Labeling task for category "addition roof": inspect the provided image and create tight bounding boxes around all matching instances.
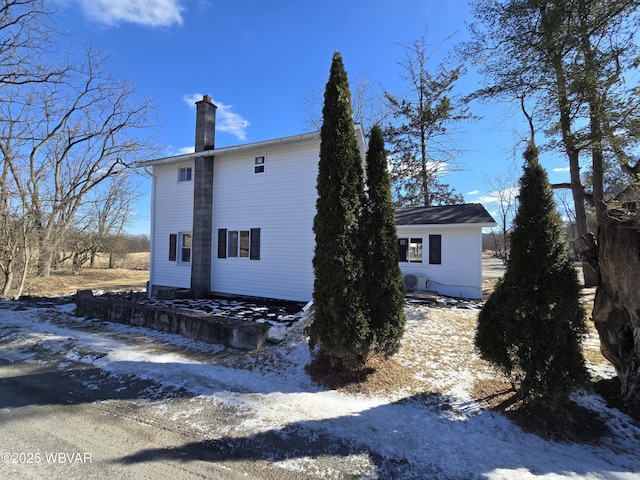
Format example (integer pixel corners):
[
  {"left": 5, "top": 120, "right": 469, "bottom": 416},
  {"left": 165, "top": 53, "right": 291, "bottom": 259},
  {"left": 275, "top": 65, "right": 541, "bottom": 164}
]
[{"left": 395, "top": 203, "right": 496, "bottom": 227}]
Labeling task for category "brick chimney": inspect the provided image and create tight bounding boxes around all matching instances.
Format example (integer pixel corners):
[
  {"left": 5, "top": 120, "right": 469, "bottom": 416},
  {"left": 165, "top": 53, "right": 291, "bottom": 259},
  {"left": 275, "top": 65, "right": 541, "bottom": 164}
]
[{"left": 195, "top": 95, "right": 217, "bottom": 152}]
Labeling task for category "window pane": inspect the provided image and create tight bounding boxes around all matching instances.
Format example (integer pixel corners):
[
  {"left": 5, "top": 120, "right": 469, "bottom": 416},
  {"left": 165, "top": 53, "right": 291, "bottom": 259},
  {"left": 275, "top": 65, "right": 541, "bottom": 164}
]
[
  {"left": 254, "top": 156, "right": 265, "bottom": 174},
  {"left": 239, "top": 231, "right": 250, "bottom": 257},
  {"left": 179, "top": 167, "right": 192, "bottom": 182},
  {"left": 228, "top": 231, "right": 239, "bottom": 257},
  {"left": 180, "top": 233, "right": 191, "bottom": 263},
  {"left": 409, "top": 238, "right": 423, "bottom": 263}
]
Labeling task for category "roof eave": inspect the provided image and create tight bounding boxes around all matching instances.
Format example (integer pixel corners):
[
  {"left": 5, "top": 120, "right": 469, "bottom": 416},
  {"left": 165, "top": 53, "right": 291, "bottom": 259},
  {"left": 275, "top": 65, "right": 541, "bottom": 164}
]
[
  {"left": 137, "top": 130, "right": 322, "bottom": 168},
  {"left": 396, "top": 222, "right": 497, "bottom": 228}
]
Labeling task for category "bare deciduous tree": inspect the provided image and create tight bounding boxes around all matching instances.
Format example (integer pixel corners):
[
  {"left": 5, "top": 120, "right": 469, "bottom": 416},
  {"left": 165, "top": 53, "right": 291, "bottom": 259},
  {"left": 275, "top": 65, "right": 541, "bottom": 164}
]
[
  {"left": 486, "top": 171, "right": 519, "bottom": 262},
  {"left": 301, "top": 73, "right": 387, "bottom": 134},
  {"left": 0, "top": 1, "right": 160, "bottom": 297}
]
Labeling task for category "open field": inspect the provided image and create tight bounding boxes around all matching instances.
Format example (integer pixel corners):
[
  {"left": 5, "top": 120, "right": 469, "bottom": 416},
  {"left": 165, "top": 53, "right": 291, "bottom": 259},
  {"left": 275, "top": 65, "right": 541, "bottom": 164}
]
[{"left": 22, "top": 252, "right": 150, "bottom": 297}]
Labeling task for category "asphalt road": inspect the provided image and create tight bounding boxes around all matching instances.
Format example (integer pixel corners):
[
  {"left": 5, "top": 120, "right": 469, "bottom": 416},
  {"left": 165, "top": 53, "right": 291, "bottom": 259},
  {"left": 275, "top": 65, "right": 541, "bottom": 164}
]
[{"left": 0, "top": 355, "right": 313, "bottom": 480}]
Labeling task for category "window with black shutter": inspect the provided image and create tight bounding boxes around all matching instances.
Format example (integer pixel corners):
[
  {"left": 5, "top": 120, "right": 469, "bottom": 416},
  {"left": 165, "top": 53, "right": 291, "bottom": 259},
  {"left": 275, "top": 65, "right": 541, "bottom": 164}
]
[{"left": 218, "top": 228, "right": 260, "bottom": 260}]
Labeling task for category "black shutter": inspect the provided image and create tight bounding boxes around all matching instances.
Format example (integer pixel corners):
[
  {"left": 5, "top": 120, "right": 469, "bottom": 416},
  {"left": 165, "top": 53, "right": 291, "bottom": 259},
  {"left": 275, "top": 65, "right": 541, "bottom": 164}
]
[
  {"left": 218, "top": 229, "right": 227, "bottom": 258},
  {"left": 429, "top": 234, "right": 442, "bottom": 265},
  {"left": 398, "top": 238, "right": 407, "bottom": 262},
  {"left": 169, "top": 234, "right": 177, "bottom": 261},
  {"left": 250, "top": 228, "right": 260, "bottom": 260}
]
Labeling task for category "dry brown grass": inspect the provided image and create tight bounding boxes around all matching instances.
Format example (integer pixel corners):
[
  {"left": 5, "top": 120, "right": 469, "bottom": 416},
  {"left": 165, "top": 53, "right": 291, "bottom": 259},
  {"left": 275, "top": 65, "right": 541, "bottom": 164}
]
[
  {"left": 22, "top": 252, "right": 149, "bottom": 297},
  {"left": 305, "top": 354, "right": 420, "bottom": 396}
]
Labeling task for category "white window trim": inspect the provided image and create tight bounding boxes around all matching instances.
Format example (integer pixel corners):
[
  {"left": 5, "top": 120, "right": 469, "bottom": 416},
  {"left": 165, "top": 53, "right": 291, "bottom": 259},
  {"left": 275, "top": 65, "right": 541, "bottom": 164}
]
[
  {"left": 227, "top": 229, "right": 251, "bottom": 258},
  {"left": 398, "top": 237, "right": 424, "bottom": 264},
  {"left": 178, "top": 232, "right": 192, "bottom": 264},
  {"left": 178, "top": 167, "right": 192, "bottom": 182},
  {"left": 254, "top": 155, "right": 266, "bottom": 174}
]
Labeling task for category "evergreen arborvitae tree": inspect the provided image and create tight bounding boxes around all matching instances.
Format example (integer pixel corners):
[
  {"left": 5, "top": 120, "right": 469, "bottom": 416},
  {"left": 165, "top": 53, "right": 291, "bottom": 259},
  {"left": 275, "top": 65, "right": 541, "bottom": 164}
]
[
  {"left": 309, "top": 51, "right": 369, "bottom": 368},
  {"left": 363, "top": 125, "right": 406, "bottom": 356},
  {"left": 475, "top": 142, "right": 588, "bottom": 401}
]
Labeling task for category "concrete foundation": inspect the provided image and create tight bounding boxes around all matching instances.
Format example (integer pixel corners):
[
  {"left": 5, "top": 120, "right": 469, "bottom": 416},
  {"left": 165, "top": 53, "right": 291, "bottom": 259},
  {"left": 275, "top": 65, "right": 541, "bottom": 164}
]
[{"left": 74, "top": 290, "right": 268, "bottom": 351}]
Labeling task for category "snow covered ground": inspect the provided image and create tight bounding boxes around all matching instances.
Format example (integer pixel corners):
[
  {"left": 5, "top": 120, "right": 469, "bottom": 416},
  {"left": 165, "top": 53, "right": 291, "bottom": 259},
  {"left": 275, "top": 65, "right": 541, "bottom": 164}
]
[{"left": 0, "top": 297, "right": 639, "bottom": 479}]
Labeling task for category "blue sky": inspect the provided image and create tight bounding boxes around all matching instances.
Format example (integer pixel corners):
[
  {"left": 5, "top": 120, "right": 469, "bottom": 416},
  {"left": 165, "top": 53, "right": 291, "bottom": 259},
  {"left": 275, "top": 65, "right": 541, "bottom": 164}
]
[{"left": 53, "top": 0, "right": 572, "bottom": 234}]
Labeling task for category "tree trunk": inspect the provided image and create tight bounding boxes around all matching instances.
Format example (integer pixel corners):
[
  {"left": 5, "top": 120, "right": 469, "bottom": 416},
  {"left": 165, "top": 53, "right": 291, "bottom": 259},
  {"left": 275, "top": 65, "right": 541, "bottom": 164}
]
[
  {"left": 1, "top": 259, "right": 13, "bottom": 298},
  {"left": 14, "top": 244, "right": 31, "bottom": 299},
  {"left": 592, "top": 217, "right": 640, "bottom": 413}
]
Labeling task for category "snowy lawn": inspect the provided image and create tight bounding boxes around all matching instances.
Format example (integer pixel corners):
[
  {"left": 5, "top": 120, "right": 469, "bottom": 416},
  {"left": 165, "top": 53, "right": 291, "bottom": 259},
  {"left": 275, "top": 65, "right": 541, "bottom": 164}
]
[{"left": 0, "top": 298, "right": 638, "bottom": 479}]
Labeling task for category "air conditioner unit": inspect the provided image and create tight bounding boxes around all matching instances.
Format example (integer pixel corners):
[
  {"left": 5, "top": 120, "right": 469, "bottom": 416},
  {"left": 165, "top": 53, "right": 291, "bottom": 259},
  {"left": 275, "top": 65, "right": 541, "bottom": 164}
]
[{"left": 403, "top": 273, "right": 427, "bottom": 291}]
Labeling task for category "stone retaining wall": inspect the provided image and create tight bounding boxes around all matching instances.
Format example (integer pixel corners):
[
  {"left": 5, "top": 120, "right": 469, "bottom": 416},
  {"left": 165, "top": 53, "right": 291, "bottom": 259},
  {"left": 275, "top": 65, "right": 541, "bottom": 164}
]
[{"left": 74, "top": 290, "right": 269, "bottom": 351}]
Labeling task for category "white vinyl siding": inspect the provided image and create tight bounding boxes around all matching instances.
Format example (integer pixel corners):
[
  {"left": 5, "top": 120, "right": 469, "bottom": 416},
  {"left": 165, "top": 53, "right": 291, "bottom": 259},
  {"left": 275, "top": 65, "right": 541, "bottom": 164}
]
[
  {"left": 150, "top": 161, "right": 194, "bottom": 289},
  {"left": 396, "top": 225, "right": 483, "bottom": 299},
  {"left": 211, "top": 140, "right": 318, "bottom": 301}
]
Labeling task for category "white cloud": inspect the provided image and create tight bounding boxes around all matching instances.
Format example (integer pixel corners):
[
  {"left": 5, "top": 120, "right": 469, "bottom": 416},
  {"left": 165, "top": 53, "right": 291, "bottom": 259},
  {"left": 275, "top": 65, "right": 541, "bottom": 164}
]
[
  {"left": 467, "top": 190, "right": 479, "bottom": 196},
  {"left": 175, "top": 146, "right": 194, "bottom": 155},
  {"left": 553, "top": 166, "right": 570, "bottom": 172},
  {"left": 478, "top": 195, "right": 499, "bottom": 204},
  {"left": 71, "top": 0, "right": 184, "bottom": 27},
  {"left": 477, "top": 187, "right": 519, "bottom": 205},
  {"left": 183, "top": 94, "right": 250, "bottom": 141}
]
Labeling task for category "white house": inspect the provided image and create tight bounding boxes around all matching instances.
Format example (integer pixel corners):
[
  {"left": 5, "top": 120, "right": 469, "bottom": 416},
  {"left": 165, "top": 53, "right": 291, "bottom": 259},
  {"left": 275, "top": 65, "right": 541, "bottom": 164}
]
[
  {"left": 140, "top": 95, "right": 495, "bottom": 302},
  {"left": 395, "top": 204, "right": 496, "bottom": 299}
]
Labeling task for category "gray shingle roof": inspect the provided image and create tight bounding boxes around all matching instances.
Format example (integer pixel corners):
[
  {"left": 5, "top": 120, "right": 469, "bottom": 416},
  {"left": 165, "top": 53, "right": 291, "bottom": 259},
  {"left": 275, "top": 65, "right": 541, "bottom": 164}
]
[{"left": 395, "top": 203, "right": 496, "bottom": 226}]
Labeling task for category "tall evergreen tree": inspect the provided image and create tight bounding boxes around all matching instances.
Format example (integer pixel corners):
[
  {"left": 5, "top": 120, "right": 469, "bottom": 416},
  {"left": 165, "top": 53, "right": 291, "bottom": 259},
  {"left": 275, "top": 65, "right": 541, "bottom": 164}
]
[
  {"left": 384, "top": 33, "right": 471, "bottom": 207},
  {"left": 309, "top": 52, "right": 369, "bottom": 368},
  {"left": 363, "top": 125, "right": 406, "bottom": 356},
  {"left": 475, "top": 142, "right": 588, "bottom": 400}
]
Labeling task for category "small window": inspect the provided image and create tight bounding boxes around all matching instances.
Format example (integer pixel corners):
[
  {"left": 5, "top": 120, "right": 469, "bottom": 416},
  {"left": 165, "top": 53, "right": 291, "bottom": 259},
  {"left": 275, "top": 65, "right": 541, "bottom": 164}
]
[
  {"left": 398, "top": 237, "right": 423, "bottom": 263},
  {"left": 229, "top": 230, "right": 250, "bottom": 257},
  {"left": 179, "top": 233, "right": 191, "bottom": 263},
  {"left": 179, "top": 167, "right": 192, "bottom": 182},
  {"left": 429, "top": 234, "right": 442, "bottom": 265},
  {"left": 219, "top": 228, "right": 260, "bottom": 260},
  {"left": 254, "top": 156, "right": 265, "bottom": 174}
]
